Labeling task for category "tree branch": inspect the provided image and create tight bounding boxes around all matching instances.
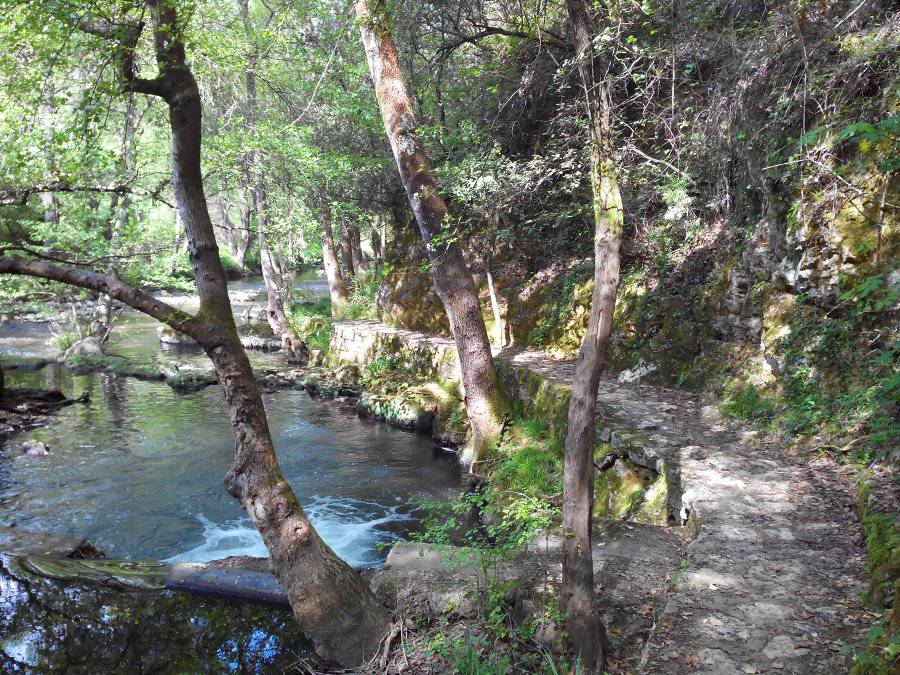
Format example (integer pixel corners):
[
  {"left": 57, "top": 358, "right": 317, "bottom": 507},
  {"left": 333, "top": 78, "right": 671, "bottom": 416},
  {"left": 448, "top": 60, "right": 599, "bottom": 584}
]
[
  {"left": 0, "top": 180, "right": 173, "bottom": 208},
  {"left": 0, "top": 256, "right": 214, "bottom": 346}
]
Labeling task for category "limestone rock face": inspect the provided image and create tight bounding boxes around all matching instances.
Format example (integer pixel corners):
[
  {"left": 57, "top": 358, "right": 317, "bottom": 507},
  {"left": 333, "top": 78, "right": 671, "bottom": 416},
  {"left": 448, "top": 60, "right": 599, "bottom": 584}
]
[{"left": 376, "top": 227, "right": 449, "bottom": 334}]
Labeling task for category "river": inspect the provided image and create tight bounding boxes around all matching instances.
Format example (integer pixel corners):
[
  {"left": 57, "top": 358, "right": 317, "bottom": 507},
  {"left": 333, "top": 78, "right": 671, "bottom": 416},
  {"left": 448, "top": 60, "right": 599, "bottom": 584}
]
[{"left": 0, "top": 276, "right": 462, "bottom": 567}]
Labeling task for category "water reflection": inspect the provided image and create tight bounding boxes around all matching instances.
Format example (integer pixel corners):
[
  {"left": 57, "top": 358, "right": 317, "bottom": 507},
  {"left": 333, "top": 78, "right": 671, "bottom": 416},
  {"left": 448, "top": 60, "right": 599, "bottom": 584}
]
[{"left": 0, "top": 554, "right": 308, "bottom": 672}]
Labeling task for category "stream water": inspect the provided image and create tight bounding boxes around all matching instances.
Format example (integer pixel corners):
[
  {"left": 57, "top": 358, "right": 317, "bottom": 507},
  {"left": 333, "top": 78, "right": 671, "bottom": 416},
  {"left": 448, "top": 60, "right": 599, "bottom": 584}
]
[
  {"left": 0, "top": 276, "right": 462, "bottom": 567},
  {"left": 0, "top": 275, "right": 463, "bottom": 670}
]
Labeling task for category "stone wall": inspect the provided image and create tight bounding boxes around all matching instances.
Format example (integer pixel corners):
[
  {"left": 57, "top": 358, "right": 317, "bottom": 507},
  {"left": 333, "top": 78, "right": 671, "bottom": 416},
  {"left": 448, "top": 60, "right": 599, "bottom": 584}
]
[
  {"left": 330, "top": 320, "right": 680, "bottom": 526},
  {"left": 330, "top": 320, "right": 460, "bottom": 384}
]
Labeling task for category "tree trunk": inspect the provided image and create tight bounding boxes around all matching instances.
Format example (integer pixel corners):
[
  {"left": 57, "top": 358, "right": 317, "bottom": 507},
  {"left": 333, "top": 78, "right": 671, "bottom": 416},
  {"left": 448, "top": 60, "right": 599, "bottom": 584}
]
[
  {"left": 239, "top": 188, "right": 253, "bottom": 268},
  {"left": 169, "top": 210, "right": 186, "bottom": 274},
  {"left": 93, "top": 91, "right": 136, "bottom": 341},
  {"left": 319, "top": 199, "right": 349, "bottom": 313},
  {"left": 256, "top": 186, "right": 307, "bottom": 363},
  {"left": 356, "top": 0, "right": 505, "bottom": 464},
  {"left": 484, "top": 250, "right": 504, "bottom": 349},
  {"left": 41, "top": 85, "right": 60, "bottom": 227},
  {"left": 350, "top": 223, "right": 367, "bottom": 276},
  {"left": 339, "top": 220, "right": 356, "bottom": 282},
  {"left": 52, "top": 2, "right": 390, "bottom": 665},
  {"left": 560, "top": 0, "right": 624, "bottom": 671},
  {"left": 216, "top": 193, "right": 244, "bottom": 265},
  {"left": 241, "top": 0, "right": 305, "bottom": 363}
]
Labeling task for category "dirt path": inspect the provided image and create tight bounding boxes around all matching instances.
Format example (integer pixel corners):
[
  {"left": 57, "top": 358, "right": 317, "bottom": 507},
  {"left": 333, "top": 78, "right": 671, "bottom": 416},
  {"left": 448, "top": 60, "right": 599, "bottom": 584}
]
[
  {"left": 505, "top": 343, "right": 870, "bottom": 673},
  {"left": 338, "top": 321, "right": 871, "bottom": 673}
]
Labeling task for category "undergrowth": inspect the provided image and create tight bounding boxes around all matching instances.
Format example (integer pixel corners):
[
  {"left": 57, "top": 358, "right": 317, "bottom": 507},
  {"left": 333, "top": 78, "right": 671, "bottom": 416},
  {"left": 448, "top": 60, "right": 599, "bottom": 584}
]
[
  {"left": 404, "top": 414, "right": 569, "bottom": 673},
  {"left": 720, "top": 269, "right": 899, "bottom": 466}
]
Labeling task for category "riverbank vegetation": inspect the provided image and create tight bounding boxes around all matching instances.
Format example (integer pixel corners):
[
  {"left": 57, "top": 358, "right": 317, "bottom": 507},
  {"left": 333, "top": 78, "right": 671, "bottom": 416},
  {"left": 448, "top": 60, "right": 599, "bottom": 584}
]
[{"left": 0, "top": 0, "right": 897, "bottom": 671}]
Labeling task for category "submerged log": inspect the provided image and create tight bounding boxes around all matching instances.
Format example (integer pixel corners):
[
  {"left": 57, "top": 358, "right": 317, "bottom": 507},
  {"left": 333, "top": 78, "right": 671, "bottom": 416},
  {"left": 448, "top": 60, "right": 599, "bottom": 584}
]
[{"left": 15, "top": 553, "right": 290, "bottom": 605}]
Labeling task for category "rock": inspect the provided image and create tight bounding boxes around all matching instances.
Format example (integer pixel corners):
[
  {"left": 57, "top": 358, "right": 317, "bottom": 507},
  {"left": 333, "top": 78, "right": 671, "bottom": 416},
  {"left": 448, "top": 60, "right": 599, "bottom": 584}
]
[
  {"left": 533, "top": 621, "right": 563, "bottom": 653},
  {"left": 700, "top": 404, "right": 723, "bottom": 424},
  {"left": 19, "top": 439, "right": 49, "bottom": 457},
  {"left": 157, "top": 325, "right": 196, "bottom": 347},
  {"left": 762, "top": 635, "right": 808, "bottom": 660},
  {"left": 617, "top": 360, "right": 658, "bottom": 384},
  {"left": 240, "top": 335, "right": 281, "bottom": 352},
  {"left": 239, "top": 305, "right": 267, "bottom": 326},
  {"left": 63, "top": 337, "right": 104, "bottom": 358},
  {"left": 0, "top": 526, "right": 103, "bottom": 558},
  {"left": 357, "top": 390, "right": 435, "bottom": 431},
  {"left": 158, "top": 360, "right": 218, "bottom": 390},
  {"left": 242, "top": 321, "right": 275, "bottom": 339}
]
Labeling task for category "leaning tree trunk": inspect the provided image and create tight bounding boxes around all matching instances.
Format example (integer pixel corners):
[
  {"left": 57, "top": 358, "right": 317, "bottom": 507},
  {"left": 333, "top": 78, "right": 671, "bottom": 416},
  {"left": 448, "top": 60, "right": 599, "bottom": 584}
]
[
  {"left": 356, "top": 0, "right": 505, "bottom": 464},
  {"left": 319, "top": 202, "right": 349, "bottom": 313},
  {"left": 55, "top": 2, "right": 390, "bottom": 665},
  {"left": 560, "top": 0, "right": 624, "bottom": 671}
]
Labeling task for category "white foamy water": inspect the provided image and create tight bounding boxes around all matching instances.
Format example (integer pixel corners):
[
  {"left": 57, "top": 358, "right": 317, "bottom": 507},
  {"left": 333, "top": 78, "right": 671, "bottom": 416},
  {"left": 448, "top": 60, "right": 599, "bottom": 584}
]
[{"left": 166, "top": 496, "right": 414, "bottom": 568}]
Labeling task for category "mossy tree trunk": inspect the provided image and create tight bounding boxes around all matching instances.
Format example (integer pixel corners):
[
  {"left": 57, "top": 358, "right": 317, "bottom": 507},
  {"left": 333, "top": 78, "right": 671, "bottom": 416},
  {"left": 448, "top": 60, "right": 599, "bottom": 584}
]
[
  {"left": 1, "top": 2, "right": 390, "bottom": 666},
  {"left": 560, "top": 0, "right": 624, "bottom": 671},
  {"left": 356, "top": 0, "right": 505, "bottom": 464}
]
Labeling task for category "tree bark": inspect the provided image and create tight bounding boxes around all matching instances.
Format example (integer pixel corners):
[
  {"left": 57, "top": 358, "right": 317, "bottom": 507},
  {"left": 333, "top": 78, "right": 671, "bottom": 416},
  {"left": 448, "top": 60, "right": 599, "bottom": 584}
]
[
  {"left": 356, "top": 0, "right": 505, "bottom": 464},
  {"left": 560, "top": 0, "right": 624, "bottom": 671},
  {"left": 256, "top": 185, "right": 307, "bottom": 363},
  {"left": 51, "top": 2, "right": 390, "bottom": 665},
  {"left": 41, "top": 85, "right": 60, "bottom": 227},
  {"left": 484, "top": 249, "right": 504, "bottom": 349},
  {"left": 339, "top": 220, "right": 356, "bottom": 282},
  {"left": 350, "top": 223, "right": 367, "bottom": 276},
  {"left": 216, "top": 193, "right": 249, "bottom": 269},
  {"left": 319, "top": 200, "right": 349, "bottom": 313}
]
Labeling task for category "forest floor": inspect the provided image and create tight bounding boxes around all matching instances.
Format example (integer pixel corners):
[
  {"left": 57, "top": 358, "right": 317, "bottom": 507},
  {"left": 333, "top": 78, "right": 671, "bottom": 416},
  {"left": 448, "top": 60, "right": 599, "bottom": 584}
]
[{"left": 345, "top": 321, "right": 874, "bottom": 674}]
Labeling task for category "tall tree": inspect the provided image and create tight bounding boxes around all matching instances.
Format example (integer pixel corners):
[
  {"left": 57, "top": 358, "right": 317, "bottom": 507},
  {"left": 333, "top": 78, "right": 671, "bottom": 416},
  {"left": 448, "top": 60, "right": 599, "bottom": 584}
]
[
  {"left": 339, "top": 219, "right": 356, "bottom": 281},
  {"left": 1, "top": 1, "right": 389, "bottom": 665},
  {"left": 318, "top": 194, "right": 349, "bottom": 312},
  {"left": 560, "top": 0, "right": 624, "bottom": 670},
  {"left": 356, "top": 0, "right": 505, "bottom": 464},
  {"left": 241, "top": 0, "right": 305, "bottom": 361}
]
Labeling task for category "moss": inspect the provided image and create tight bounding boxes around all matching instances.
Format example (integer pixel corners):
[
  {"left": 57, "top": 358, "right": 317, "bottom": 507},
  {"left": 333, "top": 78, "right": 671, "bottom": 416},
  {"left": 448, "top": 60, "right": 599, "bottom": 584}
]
[
  {"left": 506, "top": 263, "right": 593, "bottom": 357},
  {"left": 857, "top": 474, "right": 900, "bottom": 605},
  {"left": 851, "top": 472, "right": 899, "bottom": 674},
  {"left": 594, "top": 464, "right": 646, "bottom": 520},
  {"left": 21, "top": 555, "right": 169, "bottom": 590},
  {"left": 494, "top": 362, "right": 570, "bottom": 438},
  {"left": 357, "top": 388, "right": 437, "bottom": 430},
  {"left": 591, "top": 444, "right": 670, "bottom": 525},
  {"left": 633, "top": 469, "right": 670, "bottom": 526},
  {"left": 0, "top": 355, "right": 52, "bottom": 371}
]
